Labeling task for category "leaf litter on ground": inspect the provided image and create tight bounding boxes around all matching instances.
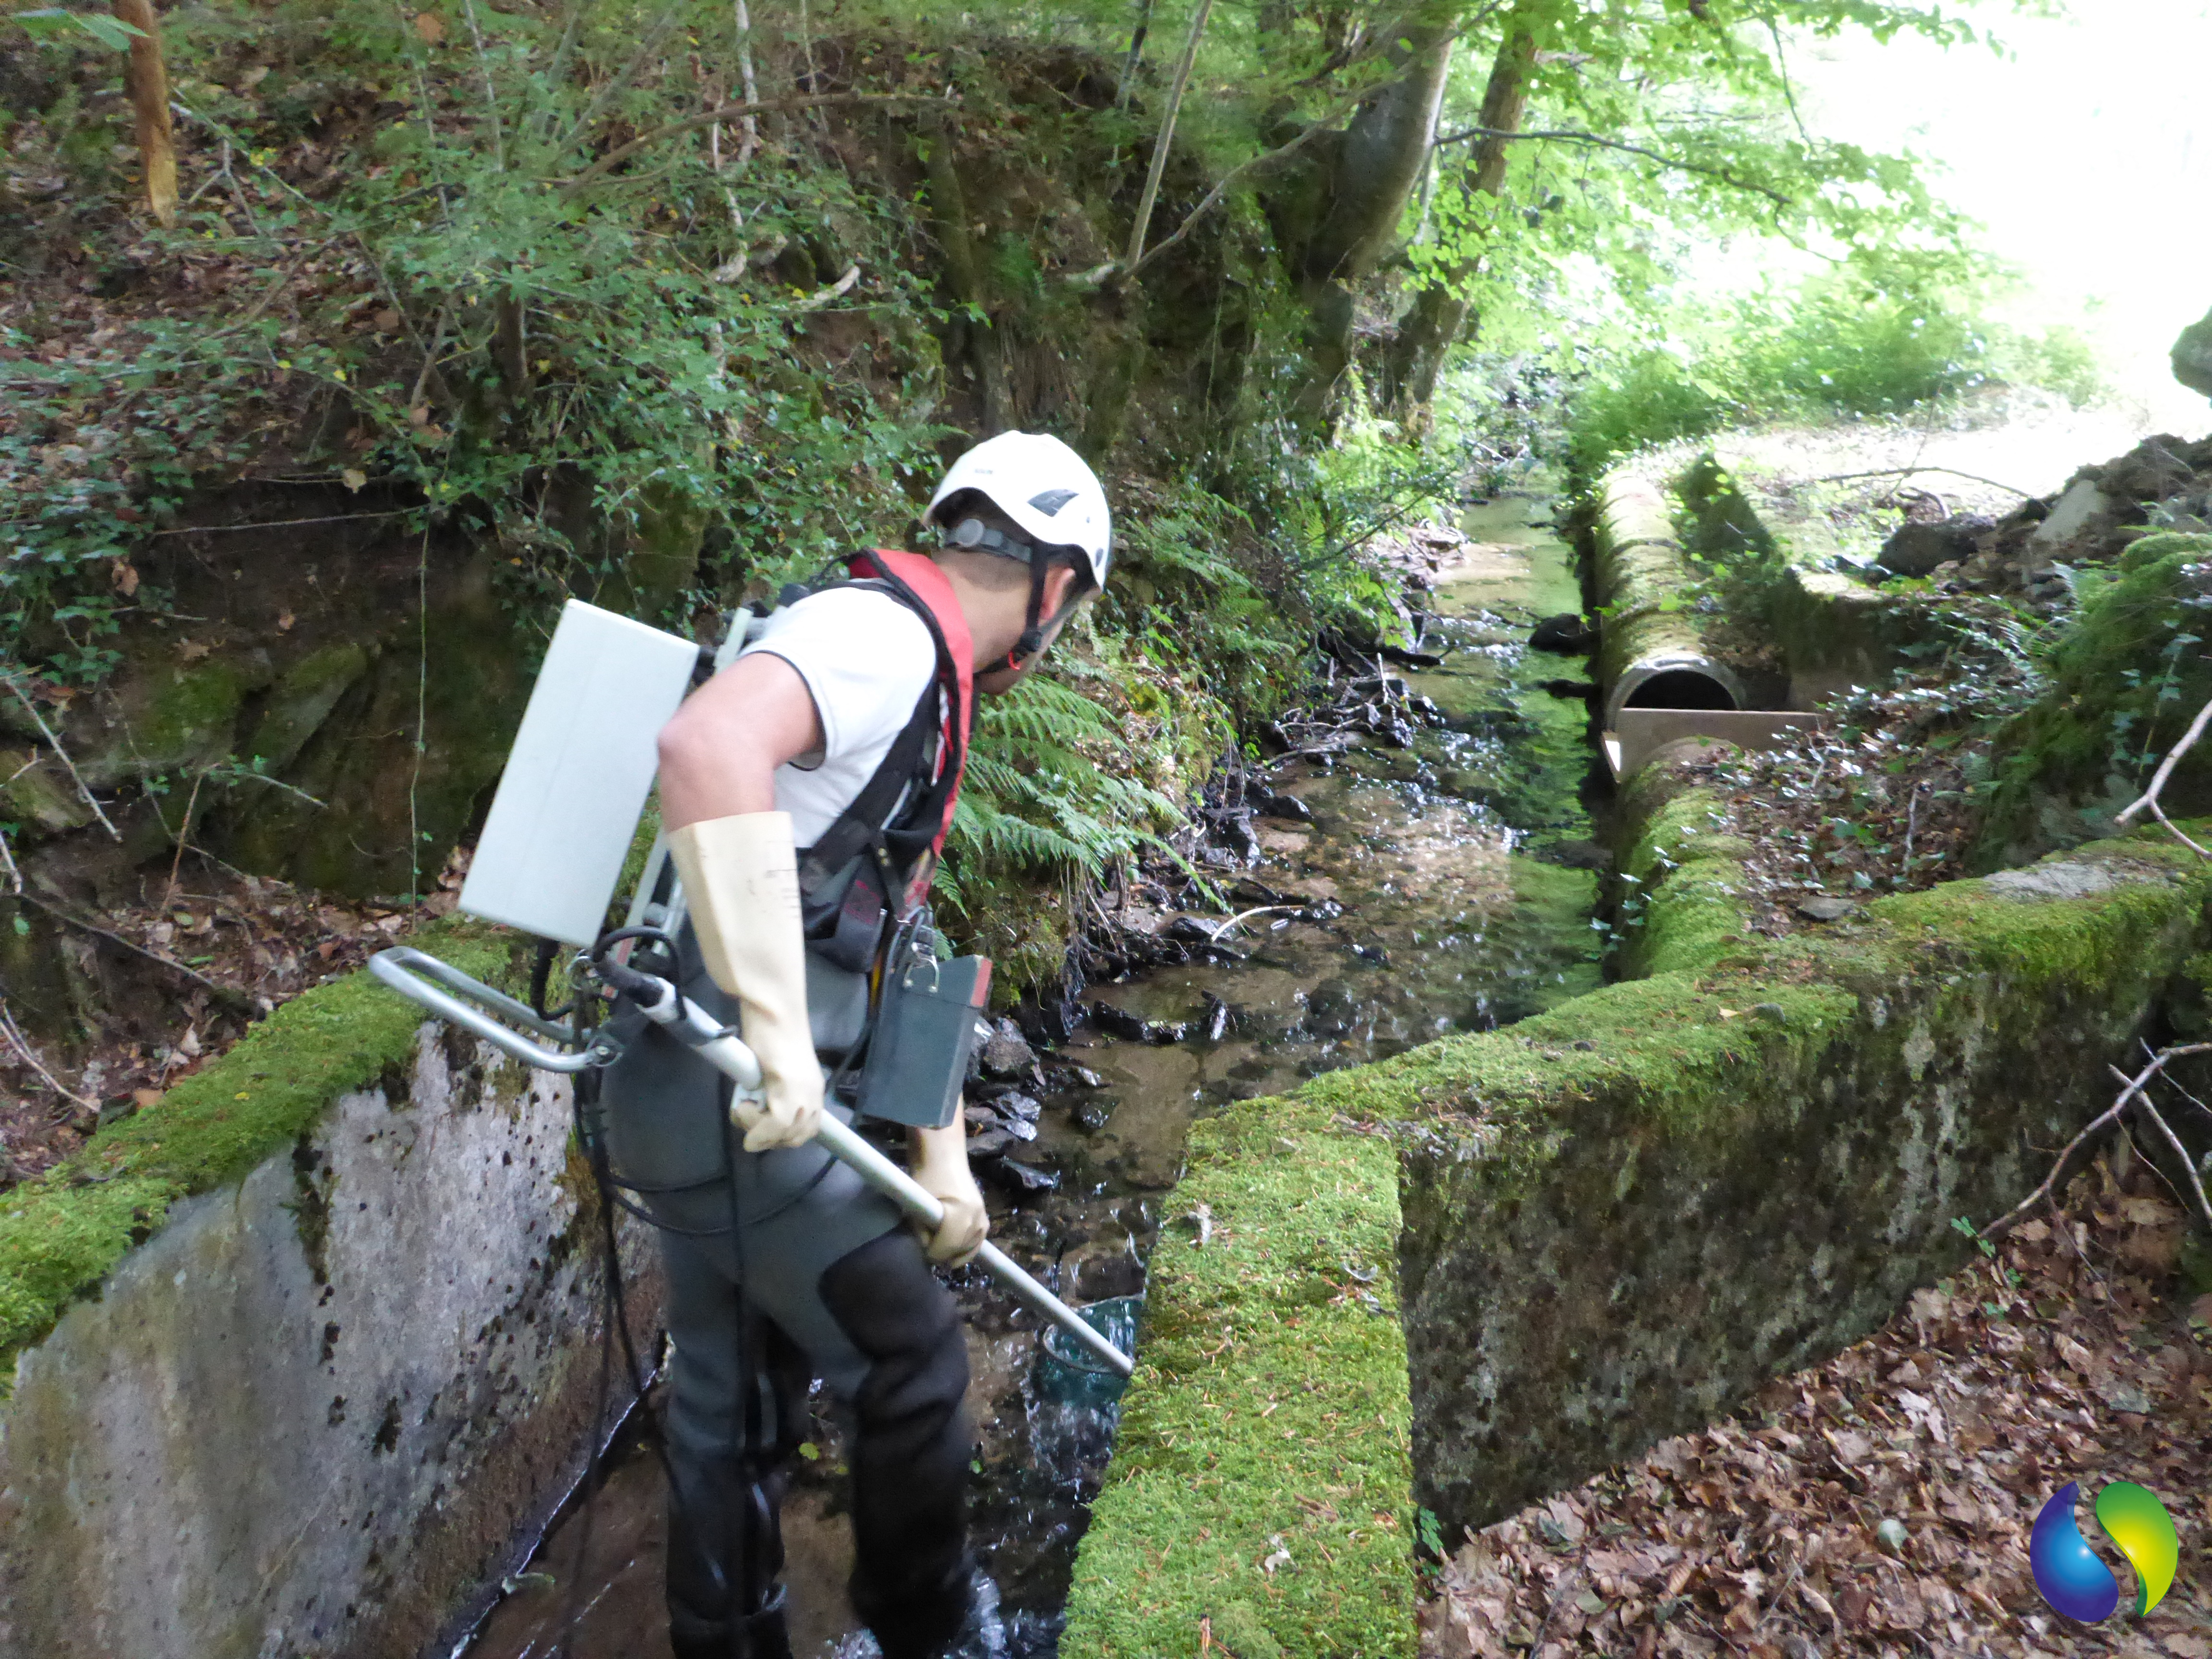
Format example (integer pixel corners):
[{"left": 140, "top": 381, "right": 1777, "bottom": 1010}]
[{"left": 1420, "top": 1157, "right": 2212, "bottom": 1659}]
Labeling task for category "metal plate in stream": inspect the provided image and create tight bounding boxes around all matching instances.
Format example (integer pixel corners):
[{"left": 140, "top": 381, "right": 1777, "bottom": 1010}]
[{"left": 465, "top": 491, "right": 1607, "bottom": 1659}]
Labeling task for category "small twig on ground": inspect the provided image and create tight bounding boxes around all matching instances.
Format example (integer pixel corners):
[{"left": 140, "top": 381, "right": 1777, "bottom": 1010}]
[
  {"left": 2118, "top": 1066, "right": 2212, "bottom": 1233},
  {"left": 1527, "top": 1554, "right": 1591, "bottom": 1656},
  {"left": 1814, "top": 466, "right": 2034, "bottom": 498},
  {"left": 1982, "top": 1043, "right": 2212, "bottom": 1238},
  {"left": 1206, "top": 904, "right": 1301, "bottom": 942},
  {"left": 0, "top": 827, "right": 20, "bottom": 896},
  {"left": 0, "top": 672, "right": 120, "bottom": 842},
  {"left": 0, "top": 998, "right": 94, "bottom": 1111},
  {"left": 162, "top": 769, "right": 206, "bottom": 914},
  {"left": 2115, "top": 692, "right": 2212, "bottom": 858}
]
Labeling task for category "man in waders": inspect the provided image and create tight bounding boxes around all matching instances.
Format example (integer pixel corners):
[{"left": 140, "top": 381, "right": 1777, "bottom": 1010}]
[{"left": 599, "top": 431, "right": 1111, "bottom": 1659}]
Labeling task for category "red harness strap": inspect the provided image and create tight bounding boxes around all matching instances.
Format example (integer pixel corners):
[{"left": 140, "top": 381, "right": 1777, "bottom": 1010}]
[{"left": 848, "top": 549, "right": 975, "bottom": 900}]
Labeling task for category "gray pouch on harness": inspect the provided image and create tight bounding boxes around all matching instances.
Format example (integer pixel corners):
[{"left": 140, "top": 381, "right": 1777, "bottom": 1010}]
[{"left": 855, "top": 921, "right": 991, "bottom": 1130}]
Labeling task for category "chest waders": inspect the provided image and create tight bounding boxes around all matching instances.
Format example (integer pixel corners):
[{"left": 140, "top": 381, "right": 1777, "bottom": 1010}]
[
  {"left": 590, "top": 551, "right": 987, "bottom": 1659},
  {"left": 368, "top": 564, "right": 1130, "bottom": 1659}
]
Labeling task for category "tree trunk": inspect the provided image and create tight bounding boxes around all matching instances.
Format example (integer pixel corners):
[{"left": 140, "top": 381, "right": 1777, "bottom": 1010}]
[
  {"left": 1383, "top": 16, "right": 1538, "bottom": 425},
  {"left": 1303, "top": 12, "right": 1458, "bottom": 285},
  {"left": 114, "top": 0, "right": 176, "bottom": 228},
  {"left": 1274, "top": 6, "right": 1458, "bottom": 425}
]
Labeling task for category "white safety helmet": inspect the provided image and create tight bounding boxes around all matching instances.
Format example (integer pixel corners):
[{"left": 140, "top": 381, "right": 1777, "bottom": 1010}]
[{"left": 925, "top": 431, "right": 1112, "bottom": 591}]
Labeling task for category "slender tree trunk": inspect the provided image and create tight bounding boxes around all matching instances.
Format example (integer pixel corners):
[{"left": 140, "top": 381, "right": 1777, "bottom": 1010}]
[
  {"left": 1124, "top": 0, "right": 1215, "bottom": 270},
  {"left": 114, "top": 0, "right": 176, "bottom": 227},
  {"left": 1384, "top": 16, "right": 1539, "bottom": 424}
]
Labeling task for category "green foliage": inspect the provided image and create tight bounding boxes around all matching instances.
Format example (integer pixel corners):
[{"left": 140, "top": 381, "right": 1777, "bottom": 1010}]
[
  {"left": 10, "top": 9, "right": 145, "bottom": 50},
  {"left": 946, "top": 673, "right": 1183, "bottom": 899},
  {"left": 1565, "top": 260, "right": 2104, "bottom": 475},
  {"left": 1, "top": 0, "right": 945, "bottom": 682},
  {"left": 1975, "top": 533, "right": 2212, "bottom": 864}
]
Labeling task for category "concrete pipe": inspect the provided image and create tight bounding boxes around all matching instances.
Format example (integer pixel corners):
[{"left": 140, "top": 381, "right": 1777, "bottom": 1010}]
[{"left": 1589, "top": 473, "right": 1745, "bottom": 732}]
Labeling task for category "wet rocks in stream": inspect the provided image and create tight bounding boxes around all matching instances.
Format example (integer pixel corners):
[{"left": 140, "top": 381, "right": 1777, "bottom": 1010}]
[{"left": 1527, "top": 612, "right": 1598, "bottom": 653}]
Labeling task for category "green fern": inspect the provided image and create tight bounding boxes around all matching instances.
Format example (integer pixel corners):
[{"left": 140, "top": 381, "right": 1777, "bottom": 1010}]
[{"left": 940, "top": 675, "right": 1183, "bottom": 910}]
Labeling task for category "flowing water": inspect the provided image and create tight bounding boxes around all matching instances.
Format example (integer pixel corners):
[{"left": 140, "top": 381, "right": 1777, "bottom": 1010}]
[{"left": 465, "top": 491, "right": 1607, "bottom": 1659}]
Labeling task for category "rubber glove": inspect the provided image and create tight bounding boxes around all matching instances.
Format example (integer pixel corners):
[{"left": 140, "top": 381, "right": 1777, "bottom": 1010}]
[
  {"left": 667, "top": 812, "right": 825, "bottom": 1153},
  {"left": 910, "top": 1113, "right": 988, "bottom": 1266}
]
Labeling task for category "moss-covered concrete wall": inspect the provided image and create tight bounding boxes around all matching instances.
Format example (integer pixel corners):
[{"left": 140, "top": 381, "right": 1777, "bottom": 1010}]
[
  {"left": 1059, "top": 1094, "right": 1417, "bottom": 1659},
  {"left": 1672, "top": 451, "right": 1948, "bottom": 711},
  {"left": 0, "top": 932, "right": 649, "bottom": 1658},
  {"left": 1376, "top": 830, "right": 2209, "bottom": 1535},
  {"left": 1058, "top": 829, "right": 2212, "bottom": 1644}
]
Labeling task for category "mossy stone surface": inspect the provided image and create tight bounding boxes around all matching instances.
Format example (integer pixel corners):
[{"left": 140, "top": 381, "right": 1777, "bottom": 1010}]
[
  {"left": 1975, "top": 532, "right": 2212, "bottom": 868},
  {"left": 216, "top": 549, "right": 532, "bottom": 898},
  {"left": 241, "top": 640, "right": 371, "bottom": 773},
  {"left": 1363, "top": 829, "right": 2212, "bottom": 1535},
  {"left": 1059, "top": 1094, "right": 1416, "bottom": 1659},
  {"left": 80, "top": 653, "right": 268, "bottom": 788},
  {"left": 0, "top": 922, "right": 514, "bottom": 1380}
]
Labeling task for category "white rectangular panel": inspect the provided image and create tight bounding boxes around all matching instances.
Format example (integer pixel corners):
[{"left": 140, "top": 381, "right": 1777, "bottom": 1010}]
[{"left": 460, "top": 599, "right": 699, "bottom": 945}]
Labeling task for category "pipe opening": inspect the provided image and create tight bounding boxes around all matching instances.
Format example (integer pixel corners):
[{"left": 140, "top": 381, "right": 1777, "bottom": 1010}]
[{"left": 1624, "top": 669, "right": 1737, "bottom": 712}]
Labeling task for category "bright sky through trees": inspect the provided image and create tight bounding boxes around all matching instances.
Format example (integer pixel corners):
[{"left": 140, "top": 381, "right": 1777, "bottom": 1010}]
[{"left": 1793, "top": 0, "right": 2212, "bottom": 435}]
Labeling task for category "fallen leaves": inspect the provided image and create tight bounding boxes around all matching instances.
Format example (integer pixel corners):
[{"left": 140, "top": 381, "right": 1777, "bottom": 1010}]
[
  {"left": 1419, "top": 1166, "right": 2212, "bottom": 1659},
  {"left": 0, "top": 846, "right": 472, "bottom": 1183}
]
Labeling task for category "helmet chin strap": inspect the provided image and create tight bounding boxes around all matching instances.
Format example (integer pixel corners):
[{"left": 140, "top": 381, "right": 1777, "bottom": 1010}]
[{"left": 1012, "top": 555, "right": 1050, "bottom": 662}]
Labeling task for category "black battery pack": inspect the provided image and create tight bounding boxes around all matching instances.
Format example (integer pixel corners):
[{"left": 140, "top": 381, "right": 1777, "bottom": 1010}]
[{"left": 855, "top": 921, "right": 992, "bottom": 1131}]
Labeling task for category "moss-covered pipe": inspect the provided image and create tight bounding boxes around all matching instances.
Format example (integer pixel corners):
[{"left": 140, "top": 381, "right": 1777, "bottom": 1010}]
[
  {"left": 1610, "top": 753, "right": 1756, "bottom": 981},
  {"left": 1592, "top": 471, "right": 1744, "bottom": 730}
]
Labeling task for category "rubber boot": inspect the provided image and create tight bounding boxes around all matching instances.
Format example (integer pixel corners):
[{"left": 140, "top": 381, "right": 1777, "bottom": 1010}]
[{"left": 668, "top": 1585, "right": 793, "bottom": 1659}]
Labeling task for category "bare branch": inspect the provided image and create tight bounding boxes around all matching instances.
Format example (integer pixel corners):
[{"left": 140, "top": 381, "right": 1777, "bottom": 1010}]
[
  {"left": 17, "top": 891, "right": 253, "bottom": 1012},
  {"left": 0, "top": 998, "right": 93, "bottom": 1112},
  {"left": 1123, "top": 0, "right": 1215, "bottom": 270},
  {"left": 0, "top": 672, "right": 120, "bottom": 842},
  {"left": 786, "top": 263, "right": 861, "bottom": 312},
  {"left": 1124, "top": 90, "right": 1367, "bottom": 280},
  {"left": 1433, "top": 123, "right": 1793, "bottom": 208},
  {"left": 2121, "top": 1067, "right": 2212, "bottom": 1235},
  {"left": 1814, "top": 466, "right": 2034, "bottom": 498},
  {"left": 2115, "top": 692, "right": 2212, "bottom": 852},
  {"left": 1981, "top": 1043, "right": 2212, "bottom": 1238}
]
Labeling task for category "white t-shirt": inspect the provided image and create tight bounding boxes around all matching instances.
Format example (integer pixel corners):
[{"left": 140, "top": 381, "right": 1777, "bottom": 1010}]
[{"left": 739, "top": 586, "right": 938, "bottom": 847}]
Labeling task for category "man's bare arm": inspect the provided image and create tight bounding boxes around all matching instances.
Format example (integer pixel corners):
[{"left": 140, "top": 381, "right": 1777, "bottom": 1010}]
[{"left": 656, "top": 652, "right": 823, "bottom": 830}]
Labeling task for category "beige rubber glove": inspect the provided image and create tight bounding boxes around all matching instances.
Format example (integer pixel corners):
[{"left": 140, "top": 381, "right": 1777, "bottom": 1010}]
[
  {"left": 667, "top": 812, "right": 825, "bottom": 1153},
  {"left": 911, "top": 1113, "right": 988, "bottom": 1266}
]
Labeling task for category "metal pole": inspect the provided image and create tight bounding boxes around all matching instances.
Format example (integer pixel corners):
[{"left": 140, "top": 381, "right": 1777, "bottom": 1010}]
[
  {"left": 669, "top": 999, "right": 1135, "bottom": 1380},
  {"left": 366, "top": 950, "right": 1135, "bottom": 1379}
]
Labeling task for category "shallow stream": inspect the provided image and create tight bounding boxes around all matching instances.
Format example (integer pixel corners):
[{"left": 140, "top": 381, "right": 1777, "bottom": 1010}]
[{"left": 466, "top": 492, "right": 1607, "bottom": 1659}]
